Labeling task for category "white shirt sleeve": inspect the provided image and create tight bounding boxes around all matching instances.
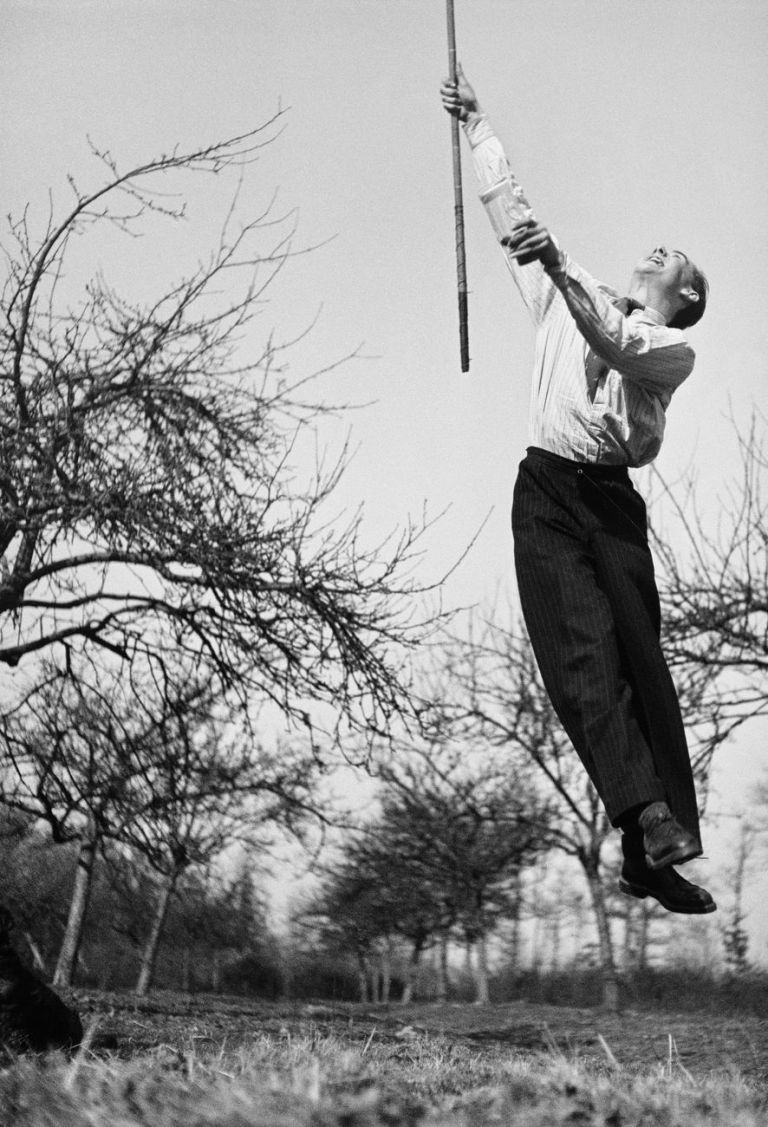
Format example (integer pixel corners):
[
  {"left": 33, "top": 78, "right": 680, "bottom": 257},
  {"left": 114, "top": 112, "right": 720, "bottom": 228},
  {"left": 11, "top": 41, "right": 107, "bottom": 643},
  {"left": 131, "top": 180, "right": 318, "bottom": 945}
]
[
  {"left": 545, "top": 253, "right": 695, "bottom": 397},
  {"left": 463, "top": 112, "right": 559, "bottom": 326},
  {"left": 463, "top": 113, "right": 694, "bottom": 399}
]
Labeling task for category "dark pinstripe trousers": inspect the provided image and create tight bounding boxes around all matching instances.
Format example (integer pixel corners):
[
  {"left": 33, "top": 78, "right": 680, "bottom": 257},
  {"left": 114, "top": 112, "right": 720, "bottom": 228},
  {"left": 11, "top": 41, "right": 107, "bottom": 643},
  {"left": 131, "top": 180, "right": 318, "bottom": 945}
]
[{"left": 512, "top": 446, "right": 700, "bottom": 843}]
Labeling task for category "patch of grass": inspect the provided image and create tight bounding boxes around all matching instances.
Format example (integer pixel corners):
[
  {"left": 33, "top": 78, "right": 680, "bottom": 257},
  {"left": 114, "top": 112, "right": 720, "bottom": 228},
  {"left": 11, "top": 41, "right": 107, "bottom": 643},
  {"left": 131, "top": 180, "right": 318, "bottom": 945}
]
[{"left": 0, "top": 1029, "right": 766, "bottom": 1127}]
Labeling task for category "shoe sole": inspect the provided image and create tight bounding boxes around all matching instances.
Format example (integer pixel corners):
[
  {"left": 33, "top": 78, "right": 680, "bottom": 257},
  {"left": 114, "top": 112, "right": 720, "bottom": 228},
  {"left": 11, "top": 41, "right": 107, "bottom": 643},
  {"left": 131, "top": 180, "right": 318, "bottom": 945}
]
[
  {"left": 644, "top": 843, "right": 702, "bottom": 871},
  {"left": 619, "top": 877, "right": 716, "bottom": 915}
]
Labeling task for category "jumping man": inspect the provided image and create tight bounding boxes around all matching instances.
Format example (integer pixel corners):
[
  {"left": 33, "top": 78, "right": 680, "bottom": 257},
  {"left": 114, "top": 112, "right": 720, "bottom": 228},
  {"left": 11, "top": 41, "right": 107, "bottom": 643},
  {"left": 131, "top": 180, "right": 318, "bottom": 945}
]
[{"left": 441, "top": 67, "right": 715, "bottom": 915}]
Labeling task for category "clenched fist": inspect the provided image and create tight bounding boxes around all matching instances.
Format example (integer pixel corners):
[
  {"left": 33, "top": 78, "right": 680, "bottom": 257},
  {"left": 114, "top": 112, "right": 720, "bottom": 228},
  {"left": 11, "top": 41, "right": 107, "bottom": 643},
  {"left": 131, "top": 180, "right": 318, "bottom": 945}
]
[{"left": 440, "top": 64, "right": 480, "bottom": 121}]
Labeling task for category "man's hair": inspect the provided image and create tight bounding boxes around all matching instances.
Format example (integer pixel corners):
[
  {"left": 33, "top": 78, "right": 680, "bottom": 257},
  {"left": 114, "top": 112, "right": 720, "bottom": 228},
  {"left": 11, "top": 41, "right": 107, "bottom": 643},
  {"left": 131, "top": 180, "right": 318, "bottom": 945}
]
[{"left": 669, "top": 262, "right": 708, "bottom": 330}]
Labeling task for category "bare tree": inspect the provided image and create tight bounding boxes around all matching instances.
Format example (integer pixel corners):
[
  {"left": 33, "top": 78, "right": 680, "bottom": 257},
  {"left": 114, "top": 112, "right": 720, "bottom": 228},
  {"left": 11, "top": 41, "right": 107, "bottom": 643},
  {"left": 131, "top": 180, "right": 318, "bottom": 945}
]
[
  {"left": 115, "top": 662, "right": 320, "bottom": 997},
  {"left": 304, "top": 738, "right": 549, "bottom": 1006},
  {"left": 0, "top": 114, "right": 439, "bottom": 735},
  {"left": 0, "top": 660, "right": 146, "bottom": 985},
  {"left": 0, "top": 808, "right": 73, "bottom": 973},
  {"left": 650, "top": 410, "right": 768, "bottom": 790},
  {"left": 720, "top": 820, "right": 754, "bottom": 976},
  {"left": 434, "top": 622, "right": 626, "bottom": 1011},
  {"left": 303, "top": 855, "right": 397, "bottom": 1004},
  {"left": 436, "top": 604, "right": 746, "bottom": 1009},
  {"left": 374, "top": 743, "right": 550, "bottom": 1004},
  {"left": 0, "top": 653, "right": 323, "bottom": 990},
  {"left": 309, "top": 808, "right": 451, "bottom": 1005}
]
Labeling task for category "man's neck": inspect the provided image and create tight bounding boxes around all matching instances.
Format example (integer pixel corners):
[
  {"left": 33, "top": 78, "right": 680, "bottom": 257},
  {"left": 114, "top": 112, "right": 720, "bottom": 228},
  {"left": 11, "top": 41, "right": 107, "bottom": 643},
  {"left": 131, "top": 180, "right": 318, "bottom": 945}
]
[{"left": 627, "top": 282, "right": 673, "bottom": 325}]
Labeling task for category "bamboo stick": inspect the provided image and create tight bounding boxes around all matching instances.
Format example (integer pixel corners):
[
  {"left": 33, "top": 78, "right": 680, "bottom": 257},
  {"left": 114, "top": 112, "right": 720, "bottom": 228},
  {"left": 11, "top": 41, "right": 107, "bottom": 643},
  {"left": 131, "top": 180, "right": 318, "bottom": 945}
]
[{"left": 446, "top": 0, "right": 469, "bottom": 372}]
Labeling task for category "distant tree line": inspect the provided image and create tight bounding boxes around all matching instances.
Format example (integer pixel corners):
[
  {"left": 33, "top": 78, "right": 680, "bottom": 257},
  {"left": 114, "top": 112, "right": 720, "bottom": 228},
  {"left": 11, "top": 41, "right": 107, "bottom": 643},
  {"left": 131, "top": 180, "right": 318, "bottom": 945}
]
[{"left": 0, "top": 806, "right": 283, "bottom": 996}]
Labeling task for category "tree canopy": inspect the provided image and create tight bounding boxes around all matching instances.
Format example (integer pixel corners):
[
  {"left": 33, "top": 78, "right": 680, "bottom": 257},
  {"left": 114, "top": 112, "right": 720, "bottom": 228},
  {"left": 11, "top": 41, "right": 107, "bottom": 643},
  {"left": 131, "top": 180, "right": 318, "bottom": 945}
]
[{"left": 0, "top": 114, "right": 440, "bottom": 734}]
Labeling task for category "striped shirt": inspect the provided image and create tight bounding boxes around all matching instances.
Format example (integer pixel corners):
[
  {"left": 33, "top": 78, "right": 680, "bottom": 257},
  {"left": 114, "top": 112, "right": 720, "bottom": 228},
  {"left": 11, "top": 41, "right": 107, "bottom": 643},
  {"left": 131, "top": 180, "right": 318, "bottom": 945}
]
[{"left": 464, "top": 113, "right": 695, "bottom": 467}]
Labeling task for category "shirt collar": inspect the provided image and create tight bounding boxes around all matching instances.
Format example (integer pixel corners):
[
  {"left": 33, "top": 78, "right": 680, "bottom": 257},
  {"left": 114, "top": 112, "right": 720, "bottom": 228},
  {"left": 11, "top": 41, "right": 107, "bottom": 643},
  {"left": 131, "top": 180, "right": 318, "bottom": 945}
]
[
  {"left": 601, "top": 285, "right": 669, "bottom": 326},
  {"left": 635, "top": 305, "right": 666, "bottom": 325}
]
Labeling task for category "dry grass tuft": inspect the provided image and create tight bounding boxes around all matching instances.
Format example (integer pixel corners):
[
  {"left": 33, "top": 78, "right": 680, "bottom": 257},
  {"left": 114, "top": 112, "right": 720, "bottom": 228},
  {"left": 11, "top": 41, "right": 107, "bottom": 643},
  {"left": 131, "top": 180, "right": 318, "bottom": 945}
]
[{"left": 0, "top": 1028, "right": 766, "bottom": 1126}]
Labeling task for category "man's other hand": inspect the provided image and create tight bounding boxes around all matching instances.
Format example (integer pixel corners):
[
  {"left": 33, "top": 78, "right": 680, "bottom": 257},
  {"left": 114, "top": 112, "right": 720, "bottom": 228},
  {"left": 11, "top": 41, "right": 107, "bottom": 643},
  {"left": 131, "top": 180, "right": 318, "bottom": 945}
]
[
  {"left": 440, "top": 64, "right": 480, "bottom": 121},
  {"left": 502, "top": 219, "right": 562, "bottom": 270}
]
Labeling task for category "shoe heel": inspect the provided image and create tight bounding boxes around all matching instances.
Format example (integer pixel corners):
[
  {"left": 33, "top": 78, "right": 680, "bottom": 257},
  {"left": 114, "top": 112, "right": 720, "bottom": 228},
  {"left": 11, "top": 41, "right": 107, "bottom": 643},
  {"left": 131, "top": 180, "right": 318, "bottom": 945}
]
[{"left": 618, "top": 878, "right": 647, "bottom": 900}]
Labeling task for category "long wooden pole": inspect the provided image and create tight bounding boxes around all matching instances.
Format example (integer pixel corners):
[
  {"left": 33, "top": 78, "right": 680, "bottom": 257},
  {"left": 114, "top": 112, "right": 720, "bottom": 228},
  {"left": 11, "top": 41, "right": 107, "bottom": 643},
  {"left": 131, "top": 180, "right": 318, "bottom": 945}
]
[{"left": 446, "top": 0, "right": 469, "bottom": 373}]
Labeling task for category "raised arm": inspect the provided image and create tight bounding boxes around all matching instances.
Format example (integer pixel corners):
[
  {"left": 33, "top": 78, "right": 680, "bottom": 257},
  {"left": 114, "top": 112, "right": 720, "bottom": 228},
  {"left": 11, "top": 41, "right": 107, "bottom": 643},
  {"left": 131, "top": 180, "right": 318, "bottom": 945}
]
[
  {"left": 440, "top": 70, "right": 694, "bottom": 397},
  {"left": 440, "top": 67, "right": 559, "bottom": 324}
]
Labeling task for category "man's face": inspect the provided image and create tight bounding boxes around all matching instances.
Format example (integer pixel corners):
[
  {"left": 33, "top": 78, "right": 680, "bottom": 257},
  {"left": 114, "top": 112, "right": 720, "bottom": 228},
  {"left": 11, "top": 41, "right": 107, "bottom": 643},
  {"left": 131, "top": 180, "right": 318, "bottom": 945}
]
[{"left": 633, "top": 246, "right": 692, "bottom": 294}]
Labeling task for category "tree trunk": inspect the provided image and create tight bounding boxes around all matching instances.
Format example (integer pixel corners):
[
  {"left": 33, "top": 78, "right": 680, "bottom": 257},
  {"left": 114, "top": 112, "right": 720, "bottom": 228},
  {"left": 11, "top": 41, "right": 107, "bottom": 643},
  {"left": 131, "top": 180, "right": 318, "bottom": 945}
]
[
  {"left": 435, "top": 931, "right": 450, "bottom": 1002},
  {"left": 508, "top": 868, "right": 523, "bottom": 971},
  {"left": 400, "top": 938, "right": 424, "bottom": 1004},
  {"left": 571, "top": 896, "right": 586, "bottom": 961},
  {"left": 474, "top": 931, "right": 490, "bottom": 1004},
  {"left": 508, "top": 906, "right": 522, "bottom": 972},
  {"left": 581, "top": 853, "right": 619, "bottom": 1012},
  {"left": 530, "top": 917, "right": 542, "bottom": 971},
  {"left": 379, "top": 944, "right": 392, "bottom": 1004},
  {"left": 356, "top": 953, "right": 369, "bottom": 1003},
  {"left": 622, "top": 902, "right": 635, "bottom": 970},
  {"left": 550, "top": 913, "right": 562, "bottom": 971},
  {"left": 622, "top": 899, "right": 648, "bottom": 972},
  {"left": 53, "top": 824, "right": 98, "bottom": 987},
  {"left": 637, "top": 902, "right": 650, "bottom": 970},
  {"left": 135, "top": 867, "right": 179, "bottom": 997},
  {"left": 181, "top": 946, "right": 191, "bottom": 993}
]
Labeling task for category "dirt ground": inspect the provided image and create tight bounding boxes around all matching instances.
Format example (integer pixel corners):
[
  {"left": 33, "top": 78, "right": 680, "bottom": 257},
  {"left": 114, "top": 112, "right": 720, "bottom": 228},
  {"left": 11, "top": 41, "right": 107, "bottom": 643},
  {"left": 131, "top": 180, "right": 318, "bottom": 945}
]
[{"left": 75, "top": 992, "right": 768, "bottom": 1083}]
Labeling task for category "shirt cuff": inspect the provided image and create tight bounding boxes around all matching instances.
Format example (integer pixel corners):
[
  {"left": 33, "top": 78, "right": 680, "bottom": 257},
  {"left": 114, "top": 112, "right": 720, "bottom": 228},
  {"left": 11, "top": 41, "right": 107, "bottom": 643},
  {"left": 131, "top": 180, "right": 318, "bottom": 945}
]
[{"left": 462, "top": 111, "right": 495, "bottom": 148}]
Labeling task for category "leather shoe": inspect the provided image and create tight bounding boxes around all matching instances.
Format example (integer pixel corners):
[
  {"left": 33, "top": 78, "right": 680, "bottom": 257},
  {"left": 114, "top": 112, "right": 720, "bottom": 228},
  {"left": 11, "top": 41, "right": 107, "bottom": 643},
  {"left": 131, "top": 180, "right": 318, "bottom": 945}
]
[
  {"left": 638, "top": 801, "right": 701, "bottom": 870},
  {"left": 619, "top": 861, "right": 716, "bottom": 915}
]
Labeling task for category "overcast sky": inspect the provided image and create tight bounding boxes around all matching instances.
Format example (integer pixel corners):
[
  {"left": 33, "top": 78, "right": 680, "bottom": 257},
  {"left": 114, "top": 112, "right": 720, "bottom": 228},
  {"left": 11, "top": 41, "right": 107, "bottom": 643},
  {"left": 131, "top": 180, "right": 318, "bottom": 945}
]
[{"left": 3, "top": 0, "right": 767, "bottom": 952}]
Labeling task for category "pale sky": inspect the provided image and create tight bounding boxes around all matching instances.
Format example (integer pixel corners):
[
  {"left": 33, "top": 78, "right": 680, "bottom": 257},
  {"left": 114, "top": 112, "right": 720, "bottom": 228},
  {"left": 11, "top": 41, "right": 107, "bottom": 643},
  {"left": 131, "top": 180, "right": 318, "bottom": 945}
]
[{"left": 3, "top": 0, "right": 767, "bottom": 957}]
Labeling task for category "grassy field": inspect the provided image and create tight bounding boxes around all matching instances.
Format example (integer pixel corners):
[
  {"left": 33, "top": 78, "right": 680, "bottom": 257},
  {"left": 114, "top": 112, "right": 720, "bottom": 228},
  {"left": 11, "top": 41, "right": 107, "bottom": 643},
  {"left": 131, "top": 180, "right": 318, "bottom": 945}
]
[{"left": 1, "top": 993, "right": 767, "bottom": 1126}]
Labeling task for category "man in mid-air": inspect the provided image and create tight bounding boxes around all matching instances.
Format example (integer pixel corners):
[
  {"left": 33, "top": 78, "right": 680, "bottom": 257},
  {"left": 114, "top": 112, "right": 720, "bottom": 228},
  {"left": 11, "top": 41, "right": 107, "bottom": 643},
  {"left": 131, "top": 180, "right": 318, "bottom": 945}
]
[{"left": 441, "top": 67, "right": 715, "bottom": 915}]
